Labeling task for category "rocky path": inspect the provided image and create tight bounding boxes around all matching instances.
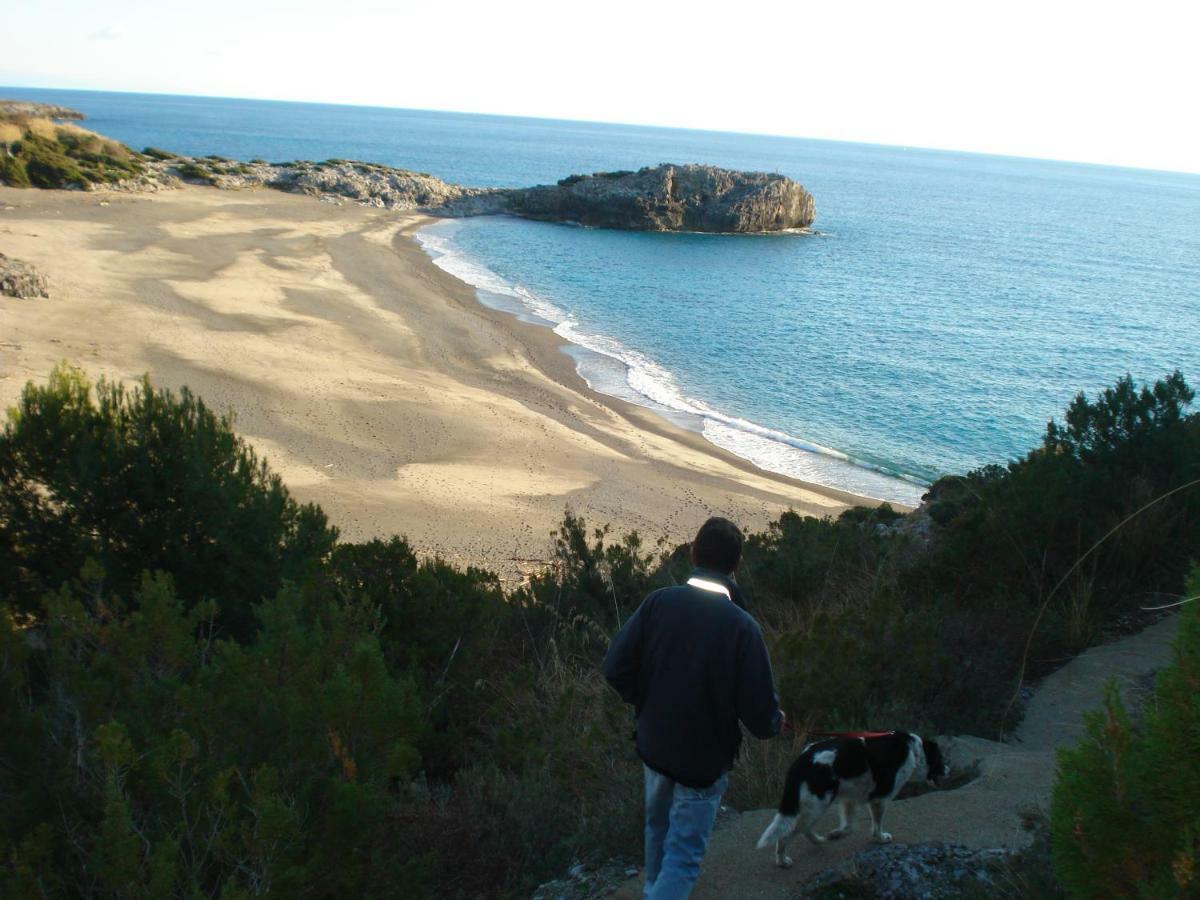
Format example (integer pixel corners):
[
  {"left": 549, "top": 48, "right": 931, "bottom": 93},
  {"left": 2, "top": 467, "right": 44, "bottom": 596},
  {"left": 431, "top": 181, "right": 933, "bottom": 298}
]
[{"left": 609, "top": 614, "right": 1179, "bottom": 898}]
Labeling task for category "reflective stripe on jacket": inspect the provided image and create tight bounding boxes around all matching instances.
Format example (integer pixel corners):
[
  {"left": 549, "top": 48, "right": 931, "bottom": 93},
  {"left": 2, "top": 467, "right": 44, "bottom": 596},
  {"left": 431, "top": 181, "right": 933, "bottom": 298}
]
[{"left": 602, "top": 568, "right": 783, "bottom": 787}]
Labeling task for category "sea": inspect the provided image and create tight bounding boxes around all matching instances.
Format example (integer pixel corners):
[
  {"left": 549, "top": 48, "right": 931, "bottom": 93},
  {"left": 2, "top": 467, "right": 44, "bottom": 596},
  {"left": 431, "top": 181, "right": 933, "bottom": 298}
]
[{"left": 9, "top": 87, "right": 1199, "bottom": 505}]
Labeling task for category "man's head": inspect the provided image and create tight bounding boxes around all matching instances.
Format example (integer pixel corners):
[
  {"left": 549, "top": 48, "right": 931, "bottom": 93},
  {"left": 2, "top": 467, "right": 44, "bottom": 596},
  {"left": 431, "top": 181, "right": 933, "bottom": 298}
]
[{"left": 690, "top": 517, "right": 744, "bottom": 575}]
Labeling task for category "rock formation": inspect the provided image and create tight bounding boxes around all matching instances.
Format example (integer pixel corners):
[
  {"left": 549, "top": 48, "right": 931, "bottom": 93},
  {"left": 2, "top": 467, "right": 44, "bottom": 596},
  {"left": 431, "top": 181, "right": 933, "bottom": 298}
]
[
  {"left": 505, "top": 164, "right": 815, "bottom": 232},
  {"left": 0, "top": 253, "right": 49, "bottom": 298},
  {"left": 0, "top": 101, "right": 817, "bottom": 233},
  {"left": 154, "top": 157, "right": 507, "bottom": 214},
  {"left": 152, "top": 159, "right": 814, "bottom": 233},
  {"left": 0, "top": 100, "right": 84, "bottom": 120}
]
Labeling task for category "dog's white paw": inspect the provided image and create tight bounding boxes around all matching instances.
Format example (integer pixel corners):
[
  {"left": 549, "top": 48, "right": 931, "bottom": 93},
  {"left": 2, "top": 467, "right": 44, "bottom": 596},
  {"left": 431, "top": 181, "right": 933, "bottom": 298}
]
[
  {"left": 875, "top": 831, "right": 893, "bottom": 843},
  {"left": 775, "top": 854, "right": 793, "bottom": 869}
]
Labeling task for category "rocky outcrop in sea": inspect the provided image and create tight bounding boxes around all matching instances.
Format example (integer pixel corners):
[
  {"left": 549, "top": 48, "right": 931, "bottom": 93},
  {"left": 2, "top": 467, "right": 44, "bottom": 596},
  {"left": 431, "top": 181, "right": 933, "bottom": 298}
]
[
  {"left": 142, "top": 157, "right": 814, "bottom": 233},
  {"left": 0, "top": 102, "right": 816, "bottom": 233},
  {"left": 507, "top": 164, "right": 815, "bottom": 232}
]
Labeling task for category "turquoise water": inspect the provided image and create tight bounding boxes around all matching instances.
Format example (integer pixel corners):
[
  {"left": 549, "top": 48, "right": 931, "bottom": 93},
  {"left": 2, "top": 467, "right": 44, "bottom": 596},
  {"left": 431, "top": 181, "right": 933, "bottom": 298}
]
[{"left": 9, "top": 87, "right": 1199, "bottom": 503}]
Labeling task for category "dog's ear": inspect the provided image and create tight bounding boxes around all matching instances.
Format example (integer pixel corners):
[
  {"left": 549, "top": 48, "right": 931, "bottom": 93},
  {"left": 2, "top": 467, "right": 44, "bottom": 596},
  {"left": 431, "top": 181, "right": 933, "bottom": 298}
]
[{"left": 922, "top": 738, "right": 948, "bottom": 783}]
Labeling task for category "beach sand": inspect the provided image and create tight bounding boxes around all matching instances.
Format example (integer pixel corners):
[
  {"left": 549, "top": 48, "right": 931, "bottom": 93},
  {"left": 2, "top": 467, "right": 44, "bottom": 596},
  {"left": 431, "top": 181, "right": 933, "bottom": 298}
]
[{"left": 0, "top": 184, "right": 882, "bottom": 581}]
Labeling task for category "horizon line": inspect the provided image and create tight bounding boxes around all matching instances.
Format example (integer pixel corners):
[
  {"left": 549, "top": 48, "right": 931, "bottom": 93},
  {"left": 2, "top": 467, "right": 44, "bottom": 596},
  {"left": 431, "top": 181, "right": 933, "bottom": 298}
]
[{"left": 4, "top": 81, "right": 1200, "bottom": 179}]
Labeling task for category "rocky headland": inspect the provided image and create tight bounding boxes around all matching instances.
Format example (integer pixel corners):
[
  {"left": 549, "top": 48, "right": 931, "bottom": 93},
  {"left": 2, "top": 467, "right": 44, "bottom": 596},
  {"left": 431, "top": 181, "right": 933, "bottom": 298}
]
[
  {"left": 140, "top": 157, "right": 815, "bottom": 232},
  {"left": 507, "top": 165, "right": 815, "bottom": 232},
  {"left": 0, "top": 100, "right": 84, "bottom": 120},
  {"left": 0, "top": 101, "right": 815, "bottom": 233}
]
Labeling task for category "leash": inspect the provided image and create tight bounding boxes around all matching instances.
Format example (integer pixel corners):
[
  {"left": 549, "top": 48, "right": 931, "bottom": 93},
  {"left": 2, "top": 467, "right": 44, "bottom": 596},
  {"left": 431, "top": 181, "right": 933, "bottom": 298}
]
[{"left": 781, "top": 720, "right": 894, "bottom": 740}]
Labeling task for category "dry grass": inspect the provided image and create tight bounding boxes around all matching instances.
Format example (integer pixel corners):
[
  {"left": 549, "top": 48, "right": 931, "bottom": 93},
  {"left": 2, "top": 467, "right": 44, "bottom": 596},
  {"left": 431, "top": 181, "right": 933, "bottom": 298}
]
[
  {"left": 56, "top": 123, "right": 129, "bottom": 158},
  {"left": 55, "top": 123, "right": 97, "bottom": 144},
  {"left": 56, "top": 122, "right": 123, "bottom": 153},
  {"left": 24, "top": 117, "right": 57, "bottom": 139},
  {"left": 0, "top": 122, "right": 21, "bottom": 147},
  {"left": 103, "top": 138, "right": 130, "bottom": 159},
  {"left": 724, "top": 716, "right": 816, "bottom": 810}
]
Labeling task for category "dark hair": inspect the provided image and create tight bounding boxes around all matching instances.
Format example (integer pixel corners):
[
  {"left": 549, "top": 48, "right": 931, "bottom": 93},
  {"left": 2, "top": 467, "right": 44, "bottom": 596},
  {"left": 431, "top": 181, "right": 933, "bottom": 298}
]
[
  {"left": 692, "top": 517, "right": 744, "bottom": 574},
  {"left": 922, "top": 738, "right": 948, "bottom": 783}
]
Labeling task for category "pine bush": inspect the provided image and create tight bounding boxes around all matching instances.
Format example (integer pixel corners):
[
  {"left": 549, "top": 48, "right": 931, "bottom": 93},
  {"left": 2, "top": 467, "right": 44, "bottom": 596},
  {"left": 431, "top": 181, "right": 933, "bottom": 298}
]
[{"left": 1051, "top": 565, "right": 1200, "bottom": 898}]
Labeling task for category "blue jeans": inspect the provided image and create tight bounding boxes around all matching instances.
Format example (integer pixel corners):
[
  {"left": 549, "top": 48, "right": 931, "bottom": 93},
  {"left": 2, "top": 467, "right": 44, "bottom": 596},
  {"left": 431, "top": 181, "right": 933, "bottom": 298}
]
[{"left": 642, "top": 764, "right": 728, "bottom": 899}]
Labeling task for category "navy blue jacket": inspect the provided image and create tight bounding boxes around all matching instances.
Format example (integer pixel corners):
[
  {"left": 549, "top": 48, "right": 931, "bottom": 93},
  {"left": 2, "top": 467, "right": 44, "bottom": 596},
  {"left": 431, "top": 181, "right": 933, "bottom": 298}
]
[{"left": 602, "top": 569, "right": 783, "bottom": 787}]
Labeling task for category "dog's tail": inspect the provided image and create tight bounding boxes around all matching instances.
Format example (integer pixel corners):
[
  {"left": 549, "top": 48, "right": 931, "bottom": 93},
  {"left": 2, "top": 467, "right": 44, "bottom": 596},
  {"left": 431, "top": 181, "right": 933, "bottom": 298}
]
[
  {"left": 755, "top": 813, "right": 796, "bottom": 849},
  {"left": 756, "top": 750, "right": 811, "bottom": 850}
]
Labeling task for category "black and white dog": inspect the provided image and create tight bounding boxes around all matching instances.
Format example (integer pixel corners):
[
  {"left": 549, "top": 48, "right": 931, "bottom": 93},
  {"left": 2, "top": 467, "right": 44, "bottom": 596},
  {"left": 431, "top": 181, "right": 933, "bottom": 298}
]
[{"left": 755, "top": 731, "right": 949, "bottom": 868}]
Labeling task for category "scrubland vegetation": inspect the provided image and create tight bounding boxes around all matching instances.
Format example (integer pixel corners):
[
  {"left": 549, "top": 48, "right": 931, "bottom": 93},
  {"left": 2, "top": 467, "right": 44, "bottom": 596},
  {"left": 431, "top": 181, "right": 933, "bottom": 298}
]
[
  {"left": 0, "top": 115, "right": 144, "bottom": 189},
  {"left": 1, "top": 365, "right": 1196, "bottom": 897},
  {"left": 1051, "top": 566, "right": 1200, "bottom": 898}
]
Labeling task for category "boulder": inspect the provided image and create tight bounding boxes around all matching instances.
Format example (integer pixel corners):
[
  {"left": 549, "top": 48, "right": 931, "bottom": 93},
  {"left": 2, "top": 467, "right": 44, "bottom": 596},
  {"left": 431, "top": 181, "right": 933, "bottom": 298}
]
[{"left": 0, "top": 253, "right": 49, "bottom": 298}]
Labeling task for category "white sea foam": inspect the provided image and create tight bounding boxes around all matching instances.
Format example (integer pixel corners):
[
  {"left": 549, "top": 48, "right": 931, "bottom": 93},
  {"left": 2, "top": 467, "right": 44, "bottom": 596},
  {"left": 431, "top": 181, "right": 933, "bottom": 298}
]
[
  {"left": 417, "top": 227, "right": 569, "bottom": 325},
  {"left": 416, "top": 224, "right": 928, "bottom": 507}
]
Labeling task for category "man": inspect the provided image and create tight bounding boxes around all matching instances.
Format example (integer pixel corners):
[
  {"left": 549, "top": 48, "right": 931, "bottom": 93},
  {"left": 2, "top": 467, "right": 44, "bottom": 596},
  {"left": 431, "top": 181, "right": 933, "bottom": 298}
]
[{"left": 603, "top": 517, "right": 785, "bottom": 899}]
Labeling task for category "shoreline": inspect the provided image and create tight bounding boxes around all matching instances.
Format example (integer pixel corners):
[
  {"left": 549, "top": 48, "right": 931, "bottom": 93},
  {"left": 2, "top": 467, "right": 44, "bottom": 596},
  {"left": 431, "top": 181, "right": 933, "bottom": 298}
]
[
  {"left": 412, "top": 217, "right": 927, "bottom": 506},
  {"left": 0, "top": 184, "right": 893, "bottom": 582},
  {"left": 393, "top": 215, "right": 891, "bottom": 512}
]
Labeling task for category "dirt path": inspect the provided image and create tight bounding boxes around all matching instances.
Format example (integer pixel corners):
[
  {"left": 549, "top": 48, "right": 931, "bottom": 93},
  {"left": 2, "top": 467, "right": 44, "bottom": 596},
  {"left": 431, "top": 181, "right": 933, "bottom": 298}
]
[{"left": 610, "top": 614, "right": 1179, "bottom": 898}]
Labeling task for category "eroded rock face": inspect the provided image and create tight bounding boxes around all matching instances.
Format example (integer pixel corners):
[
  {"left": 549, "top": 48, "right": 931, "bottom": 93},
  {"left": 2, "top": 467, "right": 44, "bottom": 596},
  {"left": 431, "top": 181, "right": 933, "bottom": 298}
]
[
  {"left": 144, "top": 158, "right": 508, "bottom": 214},
  {"left": 276, "top": 162, "right": 506, "bottom": 213},
  {"left": 2, "top": 99, "right": 818, "bottom": 232},
  {"left": 140, "top": 158, "right": 814, "bottom": 232},
  {"left": 504, "top": 164, "right": 815, "bottom": 232},
  {"left": 89, "top": 155, "right": 816, "bottom": 233},
  {"left": 0, "top": 253, "right": 49, "bottom": 298}
]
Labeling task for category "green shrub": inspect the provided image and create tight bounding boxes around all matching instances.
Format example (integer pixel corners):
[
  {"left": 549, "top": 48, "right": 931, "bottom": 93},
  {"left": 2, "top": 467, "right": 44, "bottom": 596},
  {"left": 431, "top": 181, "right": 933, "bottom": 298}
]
[
  {"left": 19, "top": 133, "right": 88, "bottom": 188},
  {"left": 52, "top": 127, "right": 141, "bottom": 183},
  {"left": 0, "top": 573, "right": 428, "bottom": 898},
  {"left": 0, "top": 153, "right": 29, "bottom": 186},
  {"left": 925, "top": 372, "right": 1198, "bottom": 621},
  {"left": 1, "top": 365, "right": 1197, "bottom": 897},
  {"left": 319, "top": 538, "right": 512, "bottom": 776},
  {"left": 0, "top": 126, "right": 143, "bottom": 188},
  {"left": 699, "top": 371, "right": 1197, "bottom": 745},
  {"left": 175, "top": 160, "right": 215, "bottom": 183},
  {"left": 142, "top": 146, "right": 175, "bottom": 160},
  {"left": 0, "top": 366, "right": 336, "bottom": 636},
  {"left": 1050, "top": 566, "right": 1200, "bottom": 898}
]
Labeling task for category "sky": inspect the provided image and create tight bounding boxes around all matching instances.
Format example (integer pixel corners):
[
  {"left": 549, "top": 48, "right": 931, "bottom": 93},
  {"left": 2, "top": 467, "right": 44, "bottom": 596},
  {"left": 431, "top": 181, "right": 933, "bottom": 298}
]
[{"left": 2, "top": 0, "right": 1198, "bottom": 174}]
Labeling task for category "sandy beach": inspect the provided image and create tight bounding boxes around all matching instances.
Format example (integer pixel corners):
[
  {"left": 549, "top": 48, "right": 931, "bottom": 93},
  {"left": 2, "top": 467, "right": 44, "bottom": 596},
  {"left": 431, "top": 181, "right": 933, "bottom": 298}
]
[{"left": 0, "top": 184, "right": 880, "bottom": 581}]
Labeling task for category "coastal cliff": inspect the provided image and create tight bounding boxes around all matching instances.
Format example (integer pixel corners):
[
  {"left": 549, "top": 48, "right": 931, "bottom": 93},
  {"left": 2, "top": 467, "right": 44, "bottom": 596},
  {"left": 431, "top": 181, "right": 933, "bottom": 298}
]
[
  {"left": 0, "top": 101, "right": 815, "bottom": 233},
  {"left": 150, "top": 157, "right": 813, "bottom": 232},
  {"left": 506, "top": 165, "right": 815, "bottom": 232},
  {"left": 162, "top": 159, "right": 815, "bottom": 232},
  {"left": 168, "top": 157, "right": 508, "bottom": 215}
]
